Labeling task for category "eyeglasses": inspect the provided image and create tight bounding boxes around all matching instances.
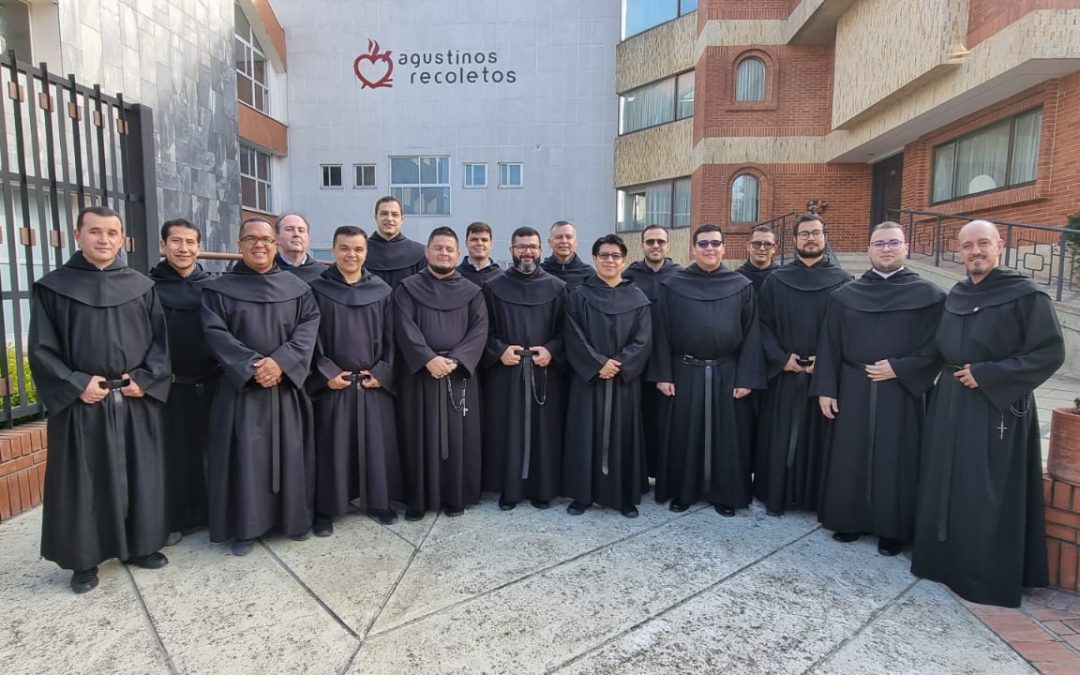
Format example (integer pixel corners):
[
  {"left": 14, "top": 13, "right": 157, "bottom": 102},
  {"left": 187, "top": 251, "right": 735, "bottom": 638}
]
[
  {"left": 596, "top": 252, "right": 624, "bottom": 261},
  {"left": 512, "top": 244, "right": 541, "bottom": 252},
  {"left": 240, "top": 236, "right": 275, "bottom": 246},
  {"left": 644, "top": 238, "right": 668, "bottom": 247},
  {"left": 870, "top": 239, "right": 904, "bottom": 251},
  {"left": 749, "top": 241, "right": 775, "bottom": 250},
  {"left": 797, "top": 230, "right": 825, "bottom": 240},
  {"left": 695, "top": 239, "right": 724, "bottom": 249}
]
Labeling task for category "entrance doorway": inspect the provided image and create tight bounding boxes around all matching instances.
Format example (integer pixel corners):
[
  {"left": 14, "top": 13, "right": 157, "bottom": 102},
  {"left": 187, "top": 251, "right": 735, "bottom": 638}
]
[{"left": 870, "top": 153, "right": 904, "bottom": 227}]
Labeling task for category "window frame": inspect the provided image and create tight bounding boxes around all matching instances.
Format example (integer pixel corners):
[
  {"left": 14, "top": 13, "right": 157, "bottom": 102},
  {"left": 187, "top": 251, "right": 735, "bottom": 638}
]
[
  {"left": 463, "top": 162, "right": 488, "bottom": 189},
  {"left": 234, "top": 5, "right": 270, "bottom": 114},
  {"left": 621, "top": 0, "right": 698, "bottom": 41},
  {"left": 240, "top": 145, "right": 272, "bottom": 213},
  {"left": 353, "top": 163, "right": 377, "bottom": 189},
  {"left": 734, "top": 57, "right": 766, "bottom": 103},
  {"left": 497, "top": 162, "right": 524, "bottom": 189},
  {"left": 321, "top": 164, "right": 343, "bottom": 190},
  {"left": 390, "top": 155, "right": 452, "bottom": 216},
  {"left": 730, "top": 173, "right": 760, "bottom": 223},
  {"left": 618, "top": 69, "right": 695, "bottom": 136},
  {"left": 930, "top": 107, "right": 1043, "bottom": 204},
  {"left": 615, "top": 176, "right": 691, "bottom": 233}
]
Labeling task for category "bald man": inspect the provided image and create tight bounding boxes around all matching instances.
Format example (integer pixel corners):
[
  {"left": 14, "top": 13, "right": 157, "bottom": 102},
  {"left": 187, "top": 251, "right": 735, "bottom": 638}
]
[{"left": 911, "top": 220, "right": 1064, "bottom": 608}]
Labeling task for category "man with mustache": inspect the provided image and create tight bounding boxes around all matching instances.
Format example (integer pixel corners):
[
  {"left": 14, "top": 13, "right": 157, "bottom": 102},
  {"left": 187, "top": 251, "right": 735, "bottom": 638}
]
[
  {"left": 394, "top": 227, "right": 489, "bottom": 519},
  {"left": 366, "top": 196, "right": 426, "bottom": 287},
  {"left": 480, "top": 227, "right": 567, "bottom": 510},
  {"left": 753, "top": 213, "right": 851, "bottom": 515},
  {"left": 540, "top": 220, "right": 594, "bottom": 290},
  {"left": 811, "top": 222, "right": 945, "bottom": 556},
  {"left": 275, "top": 212, "right": 325, "bottom": 283},
  {"left": 911, "top": 219, "right": 1064, "bottom": 607}
]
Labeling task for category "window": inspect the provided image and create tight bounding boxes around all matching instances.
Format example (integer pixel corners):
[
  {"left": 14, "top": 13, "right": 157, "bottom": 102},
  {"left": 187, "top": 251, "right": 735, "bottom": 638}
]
[
  {"left": 240, "top": 145, "right": 271, "bottom": 212},
  {"left": 354, "top": 164, "right": 376, "bottom": 188},
  {"left": 735, "top": 58, "right": 766, "bottom": 102},
  {"left": 616, "top": 177, "right": 691, "bottom": 232},
  {"left": 932, "top": 108, "right": 1042, "bottom": 203},
  {"left": 730, "top": 174, "right": 759, "bottom": 223},
  {"left": 235, "top": 4, "right": 270, "bottom": 113},
  {"left": 391, "top": 155, "right": 450, "bottom": 215},
  {"left": 322, "top": 164, "right": 342, "bottom": 189},
  {"left": 463, "top": 163, "right": 487, "bottom": 188},
  {"left": 498, "top": 163, "right": 523, "bottom": 188},
  {"left": 622, "top": 0, "right": 697, "bottom": 39},
  {"left": 619, "top": 70, "right": 694, "bottom": 135}
]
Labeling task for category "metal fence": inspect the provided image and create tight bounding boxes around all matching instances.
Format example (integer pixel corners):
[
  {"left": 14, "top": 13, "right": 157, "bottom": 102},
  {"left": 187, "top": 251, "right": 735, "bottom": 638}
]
[
  {"left": 0, "top": 50, "right": 156, "bottom": 427},
  {"left": 890, "top": 209, "right": 1080, "bottom": 302}
]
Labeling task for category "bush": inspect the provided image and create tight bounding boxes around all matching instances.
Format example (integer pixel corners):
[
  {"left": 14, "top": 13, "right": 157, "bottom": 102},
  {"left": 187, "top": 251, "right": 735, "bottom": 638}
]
[{"left": 6, "top": 343, "right": 36, "bottom": 407}]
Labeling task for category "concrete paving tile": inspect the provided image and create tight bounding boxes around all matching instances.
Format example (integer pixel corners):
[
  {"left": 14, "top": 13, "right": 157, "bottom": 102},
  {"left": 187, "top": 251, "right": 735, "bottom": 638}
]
[
  {"left": 350, "top": 507, "right": 819, "bottom": 674},
  {"left": 1027, "top": 608, "right": 1078, "bottom": 622},
  {"left": 554, "top": 530, "right": 918, "bottom": 675},
  {"left": 1012, "top": 641, "right": 1080, "bottom": 663},
  {"left": 812, "top": 582, "right": 1034, "bottom": 674},
  {"left": 264, "top": 513, "right": 416, "bottom": 635},
  {"left": 371, "top": 496, "right": 713, "bottom": 632},
  {"left": 128, "top": 530, "right": 357, "bottom": 674},
  {"left": 0, "top": 509, "right": 169, "bottom": 675}
]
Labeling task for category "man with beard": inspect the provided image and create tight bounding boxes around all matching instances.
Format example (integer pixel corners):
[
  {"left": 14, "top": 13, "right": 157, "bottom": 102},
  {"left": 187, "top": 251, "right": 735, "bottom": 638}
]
[
  {"left": 457, "top": 221, "right": 502, "bottom": 286},
  {"left": 366, "top": 196, "right": 426, "bottom": 287},
  {"left": 912, "top": 220, "right": 1064, "bottom": 608},
  {"left": 736, "top": 225, "right": 779, "bottom": 292},
  {"left": 275, "top": 212, "right": 325, "bottom": 283},
  {"left": 481, "top": 227, "right": 567, "bottom": 510},
  {"left": 812, "top": 223, "right": 945, "bottom": 556},
  {"left": 563, "top": 234, "right": 652, "bottom": 518},
  {"left": 540, "top": 220, "right": 593, "bottom": 290},
  {"left": 149, "top": 218, "right": 220, "bottom": 544},
  {"left": 201, "top": 218, "right": 321, "bottom": 555},
  {"left": 754, "top": 214, "right": 851, "bottom": 515},
  {"left": 651, "top": 224, "right": 764, "bottom": 516},
  {"left": 623, "top": 225, "right": 681, "bottom": 484},
  {"left": 308, "top": 226, "right": 400, "bottom": 533},
  {"left": 394, "top": 227, "right": 489, "bottom": 519},
  {"left": 30, "top": 206, "right": 172, "bottom": 593}
]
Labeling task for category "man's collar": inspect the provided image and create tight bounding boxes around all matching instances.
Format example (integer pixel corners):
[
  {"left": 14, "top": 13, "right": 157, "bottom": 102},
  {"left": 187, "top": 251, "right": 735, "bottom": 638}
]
[
  {"left": 465, "top": 257, "right": 492, "bottom": 271},
  {"left": 872, "top": 266, "right": 904, "bottom": 279}
]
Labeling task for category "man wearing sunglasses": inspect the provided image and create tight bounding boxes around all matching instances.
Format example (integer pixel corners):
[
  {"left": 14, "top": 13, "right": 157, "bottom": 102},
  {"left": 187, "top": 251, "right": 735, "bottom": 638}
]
[
  {"left": 736, "top": 224, "right": 779, "bottom": 291},
  {"left": 650, "top": 224, "right": 765, "bottom": 517},
  {"left": 753, "top": 213, "right": 851, "bottom": 516},
  {"left": 810, "top": 222, "right": 945, "bottom": 557},
  {"left": 623, "top": 225, "right": 682, "bottom": 486}
]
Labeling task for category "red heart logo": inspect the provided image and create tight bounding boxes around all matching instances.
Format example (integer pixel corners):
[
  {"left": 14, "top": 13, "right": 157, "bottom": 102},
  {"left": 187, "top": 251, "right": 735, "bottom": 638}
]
[{"left": 355, "top": 39, "right": 394, "bottom": 89}]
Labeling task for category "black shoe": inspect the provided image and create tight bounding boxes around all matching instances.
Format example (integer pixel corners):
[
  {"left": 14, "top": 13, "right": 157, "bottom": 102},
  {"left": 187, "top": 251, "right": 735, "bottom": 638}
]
[
  {"left": 669, "top": 502, "right": 689, "bottom": 513},
  {"left": 313, "top": 515, "right": 333, "bottom": 537},
  {"left": 498, "top": 498, "right": 517, "bottom": 511},
  {"left": 375, "top": 510, "right": 399, "bottom": 525},
  {"left": 878, "top": 537, "right": 904, "bottom": 556},
  {"left": 124, "top": 552, "right": 169, "bottom": 569},
  {"left": 444, "top": 506, "right": 465, "bottom": 517},
  {"left": 714, "top": 504, "right": 735, "bottom": 517},
  {"left": 290, "top": 530, "right": 312, "bottom": 542},
  {"left": 766, "top": 508, "right": 783, "bottom": 517},
  {"left": 530, "top": 499, "right": 551, "bottom": 510},
  {"left": 832, "top": 531, "right": 860, "bottom": 543},
  {"left": 70, "top": 567, "right": 99, "bottom": 594},
  {"left": 231, "top": 538, "right": 255, "bottom": 556},
  {"left": 621, "top": 507, "right": 639, "bottom": 519},
  {"left": 165, "top": 531, "right": 182, "bottom": 547},
  {"left": 404, "top": 510, "right": 424, "bottom": 522},
  {"left": 567, "top": 501, "right": 589, "bottom": 516}
]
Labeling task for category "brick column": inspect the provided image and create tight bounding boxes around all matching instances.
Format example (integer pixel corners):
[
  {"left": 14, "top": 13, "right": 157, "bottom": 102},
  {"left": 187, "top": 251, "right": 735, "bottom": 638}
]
[
  {"left": 0, "top": 421, "right": 47, "bottom": 521},
  {"left": 1045, "top": 474, "right": 1080, "bottom": 591}
]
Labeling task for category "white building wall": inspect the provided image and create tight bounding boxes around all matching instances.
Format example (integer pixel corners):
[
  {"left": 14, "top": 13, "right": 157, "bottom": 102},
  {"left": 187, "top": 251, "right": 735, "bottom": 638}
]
[{"left": 273, "top": 0, "right": 620, "bottom": 254}]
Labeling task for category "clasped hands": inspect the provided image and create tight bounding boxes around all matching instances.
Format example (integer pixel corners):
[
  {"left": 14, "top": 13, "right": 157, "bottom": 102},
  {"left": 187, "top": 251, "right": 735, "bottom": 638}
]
[
  {"left": 500, "top": 345, "right": 553, "bottom": 368},
  {"left": 79, "top": 373, "right": 144, "bottom": 404}
]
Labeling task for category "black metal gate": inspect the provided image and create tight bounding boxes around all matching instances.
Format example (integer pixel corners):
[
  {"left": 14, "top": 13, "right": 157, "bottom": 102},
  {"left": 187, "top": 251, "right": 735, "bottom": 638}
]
[{"left": 0, "top": 50, "right": 157, "bottom": 426}]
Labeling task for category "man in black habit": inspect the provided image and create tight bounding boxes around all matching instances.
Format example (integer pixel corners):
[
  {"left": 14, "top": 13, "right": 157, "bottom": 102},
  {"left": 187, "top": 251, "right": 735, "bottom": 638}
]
[
  {"left": 394, "top": 226, "right": 489, "bottom": 519},
  {"left": 563, "top": 234, "right": 652, "bottom": 518},
  {"left": 150, "top": 218, "right": 220, "bottom": 544},
  {"left": 912, "top": 220, "right": 1064, "bottom": 608},
  {"left": 651, "top": 224, "right": 764, "bottom": 516},
  {"left": 811, "top": 223, "right": 945, "bottom": 556},
  {"left": 481, "top": 226, "right": 567, "bottom": 510},
  {"left": 201, "top": 218, "right": 321, "bottom": 556},
  {"left": 366, "top": 196, "right": 426, "bottom": 287},
  {"left": 754, "top": 213, "right": 851, "bottom": 515},
  {"left": 275, "top": 212, "right": 326, "bottom": 283},
  {"left": 457, "top": 221, "right": 502, "bottom": 286},
  {"left": 736, "top": 224, "right": 779, "bottom": 291},
  {"left": 30, "top": 206, "right": 172, "bottom": 593},
  {"left": 308, "top": 226, "right": 401, "bottom": 532},
  {"left": 540, "top": 220, "right": 594, "bottom": 289},
  {"left": 623, "top": 225, "right": 681, "bottom": 484}
]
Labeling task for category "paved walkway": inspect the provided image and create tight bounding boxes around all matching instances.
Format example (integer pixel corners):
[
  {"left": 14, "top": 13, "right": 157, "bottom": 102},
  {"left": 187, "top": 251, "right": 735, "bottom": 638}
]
[{"left": 0, "top": 497, "right": 1040, "bottom": 674}]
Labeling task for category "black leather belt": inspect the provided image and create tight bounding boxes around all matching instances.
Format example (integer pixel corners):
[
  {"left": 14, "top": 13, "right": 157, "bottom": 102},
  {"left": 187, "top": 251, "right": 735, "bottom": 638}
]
[
  {"left": 517, "top": 349, "right": 534, "bottom": 481},
  {"left": 937, "top": 365, "right": 963, "bottom": 542},
  {"left": 601, "top": 378, "right": 613, "bottom": 476},
  {"left": 100, "top": 377, "right": 129, "bottom": 516},
  {"left": 270, "top": 384, "right": 281, "bottom": 494},
  {"left": 682, "top": 356, "right": 730, "bottom": 487},
  {"left": 346, "top": 373, "right": 369, "bottom": 509}
]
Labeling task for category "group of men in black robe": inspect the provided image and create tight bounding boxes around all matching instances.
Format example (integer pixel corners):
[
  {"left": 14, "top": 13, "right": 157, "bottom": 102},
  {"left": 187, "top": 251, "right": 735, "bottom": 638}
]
[{"left": 30, "top": 201, "right": 1064, "bottom": 607}]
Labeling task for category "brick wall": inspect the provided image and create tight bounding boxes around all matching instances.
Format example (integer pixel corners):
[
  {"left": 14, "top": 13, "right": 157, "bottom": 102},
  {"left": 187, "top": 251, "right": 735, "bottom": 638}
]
[
  {"left": 968, "top": 0, "right": 1080, "bottom": 48},
  {"left": 0, "top": 422, "right": 47, "bottom": 521},
  {"left": 701, "top": 0, "right": 798, "bottom": 21},
  {"left": 1046, "top": 474, "right": 1080, "bottom": 592}
]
